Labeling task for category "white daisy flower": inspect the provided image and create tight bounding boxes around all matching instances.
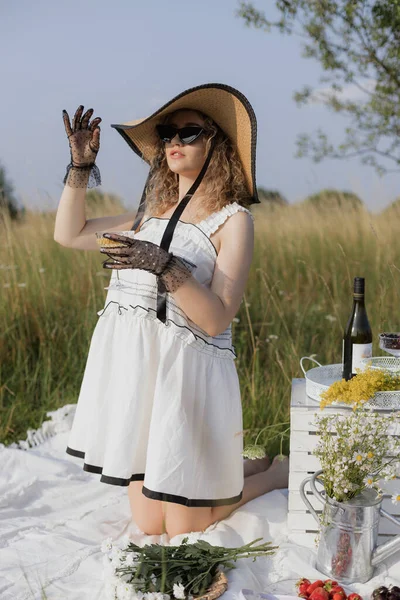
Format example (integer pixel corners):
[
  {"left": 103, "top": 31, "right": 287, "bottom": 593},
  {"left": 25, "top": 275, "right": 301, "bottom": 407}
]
[
  {"left": 173, "top": 582, "right": 186, "bottom": 599},
  {"left": 116, "top": 581, "right": 135, "bottom": 600},
  {"left": 352, "top": 451, "right": 365, "bottom": 464},
  {"left": 101, "top": 537, "right": 114, "bottom": 553},
  {"left": 111, "top": 547, "right": 125, "bottom": 567},
  {"left": 116, "top": 534, "right": 132, "bottom": 550},
  {"left": 124, "top": 553, "right": 137, "bottom": 567},
  {"left": 391, "top": 494, "right": 400, "bottom": 504}
]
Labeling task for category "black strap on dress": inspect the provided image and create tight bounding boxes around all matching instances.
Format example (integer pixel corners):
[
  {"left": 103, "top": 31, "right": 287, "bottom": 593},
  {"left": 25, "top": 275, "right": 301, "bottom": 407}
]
[{"left": 130, "top": 138, "right": 217, "bottom": 323}]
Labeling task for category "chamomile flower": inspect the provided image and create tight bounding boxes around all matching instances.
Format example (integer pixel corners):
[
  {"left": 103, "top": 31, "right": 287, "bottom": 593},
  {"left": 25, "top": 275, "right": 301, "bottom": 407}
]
[
  {"left": 124, "top": 553, "right": 138, "bottom": 567},
  {"left": 352, "top": 451, "right": 365, "bottom": 464},
  {"left": 364, "top": 476, "right": 375, "bottom": 488},
  {"left": 173, "top": 582, "right": 186, "bottom": 599},
  {"left": 391, "top": 494, "right": 400, "bottom": 504},
  {"left": 101, "top": 537, "right": 114, "bottom": 553}
]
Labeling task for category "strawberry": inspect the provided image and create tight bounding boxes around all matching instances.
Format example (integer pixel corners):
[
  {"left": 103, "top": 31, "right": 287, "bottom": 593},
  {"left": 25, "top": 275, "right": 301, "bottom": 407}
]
[
  {"left": 347, "top": 595, "right": 362, "bottom": 600},
  {"left": 310, "top": 587, "right": 330, "bottom": 600},
  {"left": 296, "top": 579, "right": 312, "bottom": 596},
  {"left": 333, "top": 594, "right": 344, "bottom": 600},
  {"left": 307, "top": 581, "right": 325, "bottom": 595},
  {"left": 330, "top": 586, "right": 346, "bottom": 598},
  {"left": 324, "top": 581, "right": 339, "bottom": 593}
]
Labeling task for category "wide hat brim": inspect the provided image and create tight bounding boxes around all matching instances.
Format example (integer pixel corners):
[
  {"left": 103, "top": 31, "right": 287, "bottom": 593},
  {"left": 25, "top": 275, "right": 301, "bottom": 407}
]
[{"left": 110, "top": 83, "right": 259, "bottom": 204}]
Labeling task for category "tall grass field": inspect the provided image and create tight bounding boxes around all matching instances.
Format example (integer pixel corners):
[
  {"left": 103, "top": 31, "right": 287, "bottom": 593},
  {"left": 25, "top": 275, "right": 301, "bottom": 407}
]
[{"left": 1, "top": 197, "right": 400, "bottom": 456}]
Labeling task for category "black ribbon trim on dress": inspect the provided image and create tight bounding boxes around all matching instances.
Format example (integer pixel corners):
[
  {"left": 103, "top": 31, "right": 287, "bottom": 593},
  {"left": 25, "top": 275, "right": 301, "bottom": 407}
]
[
  {"left": 66, "top": 446, "right": 244, "bottom": 503},
  {"left": 66, "top": 446, "right": 145, "bottom": 485}
]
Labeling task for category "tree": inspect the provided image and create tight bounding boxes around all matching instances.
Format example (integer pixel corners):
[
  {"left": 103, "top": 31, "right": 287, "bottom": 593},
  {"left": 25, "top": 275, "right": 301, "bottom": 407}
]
[
  {"left": 257, "top": 187, "right": 288, "bottom": 205},
  {"left": 237, "top": 0, "right": 400, "bottom": 176},
  {"left": 0, "top": 161, "right": 22, "bottom": 221},
  {"left": 380, "top": 195, "right": 400, "bottom": 216},
  {"left": 302, "top": 188, "right": 364, "bottom": 209}
]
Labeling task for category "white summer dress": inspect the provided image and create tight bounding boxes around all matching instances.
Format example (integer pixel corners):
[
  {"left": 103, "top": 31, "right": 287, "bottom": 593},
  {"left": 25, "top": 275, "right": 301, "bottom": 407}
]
[{"left": 66, "top": 200, "right": 254, "bottom": 508}]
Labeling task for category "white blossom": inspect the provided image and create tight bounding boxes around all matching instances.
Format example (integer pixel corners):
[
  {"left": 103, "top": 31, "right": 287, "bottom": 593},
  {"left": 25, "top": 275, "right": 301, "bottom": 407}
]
[
  {"left": 116, "top": 582, "right": 133, "bottom": 600},
  {"left": 101, "top": 537, "right": 114, "bottom": 553},
  {"left": 173, "top": 583, "right": 186, "bottom": 599},
  {"left": 125, "top": 553, "right": 138, "bottom": 567},
  {"left": 352, "top": 451, "right": 365, "bottom": 463},
  {"left": 325, "top": 315, "right": 336, "bottom": 322},
  {"left": 116, "top": 534, "right": 132, "bottom": 550}
]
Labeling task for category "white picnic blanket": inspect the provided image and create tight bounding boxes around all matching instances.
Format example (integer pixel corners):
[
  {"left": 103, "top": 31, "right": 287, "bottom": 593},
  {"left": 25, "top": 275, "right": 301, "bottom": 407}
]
[{"left": 0, "top": 405, "right": 399, "bottom": 600}]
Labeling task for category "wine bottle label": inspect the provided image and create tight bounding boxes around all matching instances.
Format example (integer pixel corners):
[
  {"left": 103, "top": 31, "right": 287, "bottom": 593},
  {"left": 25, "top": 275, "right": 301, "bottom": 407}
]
[{"left": 352, "top": 342, "right": 373, "bottom": 373}]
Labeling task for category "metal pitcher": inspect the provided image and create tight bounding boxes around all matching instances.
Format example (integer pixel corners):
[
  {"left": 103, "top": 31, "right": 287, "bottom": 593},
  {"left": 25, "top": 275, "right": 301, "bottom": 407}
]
[{"left": 300, "top": 470, "right": 400, "bottom": 583}]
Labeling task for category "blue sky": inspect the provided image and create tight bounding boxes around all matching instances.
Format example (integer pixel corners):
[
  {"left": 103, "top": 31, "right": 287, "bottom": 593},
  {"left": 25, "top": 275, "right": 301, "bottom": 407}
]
[{"left": 1, "top": 0, "right": 398, "bottom": 213}]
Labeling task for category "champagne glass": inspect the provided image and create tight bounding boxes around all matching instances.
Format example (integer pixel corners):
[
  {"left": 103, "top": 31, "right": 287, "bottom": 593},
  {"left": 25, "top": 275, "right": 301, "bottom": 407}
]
[{"left": 379, "top": 332, "right": 400, "bottom": 358}]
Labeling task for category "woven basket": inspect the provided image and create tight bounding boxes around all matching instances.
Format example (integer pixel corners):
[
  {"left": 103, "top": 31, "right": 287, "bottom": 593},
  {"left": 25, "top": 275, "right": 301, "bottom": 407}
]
[{"left": 193, "top": 570, "right": 228, "bottom": 600}]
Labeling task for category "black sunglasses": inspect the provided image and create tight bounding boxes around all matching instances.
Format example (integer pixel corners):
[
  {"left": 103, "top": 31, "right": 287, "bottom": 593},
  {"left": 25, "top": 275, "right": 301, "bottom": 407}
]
[{"left": 156, "top": 124, "right": 205, "bottom": 145}]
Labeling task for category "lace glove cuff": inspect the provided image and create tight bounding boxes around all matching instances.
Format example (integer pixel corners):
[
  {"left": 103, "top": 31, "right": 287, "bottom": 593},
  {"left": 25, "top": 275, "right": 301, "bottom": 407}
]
[
  {"left": 63, "top": 163, "right": 102, "bottom": 189},
  {"left": 159, "top": 255, "right": 198, "bottom": 293}
]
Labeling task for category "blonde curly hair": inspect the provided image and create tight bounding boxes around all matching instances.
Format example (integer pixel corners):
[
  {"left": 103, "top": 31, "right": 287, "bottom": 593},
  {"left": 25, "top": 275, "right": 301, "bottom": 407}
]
[{"left": 143, "top": 109, "right": 252, "bottom": 220}]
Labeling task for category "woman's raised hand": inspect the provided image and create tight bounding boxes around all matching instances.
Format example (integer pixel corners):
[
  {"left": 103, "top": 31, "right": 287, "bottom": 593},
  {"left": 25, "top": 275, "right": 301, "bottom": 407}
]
[{"left": 62, "top": 105, "right": 102, "bottom": 188}]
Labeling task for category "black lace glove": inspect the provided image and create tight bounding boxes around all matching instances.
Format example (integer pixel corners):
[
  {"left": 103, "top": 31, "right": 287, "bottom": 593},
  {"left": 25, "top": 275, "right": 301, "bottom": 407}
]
[
  {"left": 99, "top": 233, "right": 197, "bottom": 293},
  {"left": 62, "top": 105, "right": 102, "bottom": 188}
]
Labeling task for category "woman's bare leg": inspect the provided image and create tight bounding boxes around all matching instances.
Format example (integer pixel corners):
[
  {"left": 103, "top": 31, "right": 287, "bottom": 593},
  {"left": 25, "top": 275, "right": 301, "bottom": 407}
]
[
  {"left": 163, "top": 456, "right": 289, "bottom": 538},
  {"left": 211, "top": 455, "right": 289, "bottom": 522},
  {"left": 243, "top": 455, "right": 271, "bottom": 477}
]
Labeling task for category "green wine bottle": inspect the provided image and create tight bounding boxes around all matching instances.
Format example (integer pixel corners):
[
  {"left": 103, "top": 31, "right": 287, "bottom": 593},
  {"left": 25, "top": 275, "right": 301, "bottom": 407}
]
[{"left": 342, "top": 277, "right": 373, "bottom": 380}]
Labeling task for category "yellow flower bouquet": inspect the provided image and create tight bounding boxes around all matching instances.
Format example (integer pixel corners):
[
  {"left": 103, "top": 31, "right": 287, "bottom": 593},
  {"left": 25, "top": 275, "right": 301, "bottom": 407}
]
[{"left": 320, "top": 365, "right": 400, "bottom": 409}]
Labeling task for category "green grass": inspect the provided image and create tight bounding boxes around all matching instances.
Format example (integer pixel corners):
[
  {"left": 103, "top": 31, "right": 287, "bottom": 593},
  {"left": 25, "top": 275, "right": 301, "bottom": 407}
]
[{"left": 1, "top": 200, "right": 400, "bottom": 457}]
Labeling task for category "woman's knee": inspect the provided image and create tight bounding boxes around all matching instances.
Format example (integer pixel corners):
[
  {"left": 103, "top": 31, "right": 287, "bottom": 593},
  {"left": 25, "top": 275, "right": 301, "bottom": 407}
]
[{"left": 128, "top": 482, "right": 164, "bottom": 535}]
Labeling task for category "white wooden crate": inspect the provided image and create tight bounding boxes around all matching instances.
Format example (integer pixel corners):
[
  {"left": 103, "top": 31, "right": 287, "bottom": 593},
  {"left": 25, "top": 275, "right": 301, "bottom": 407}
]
[{"left": 288, "top": 378, "right": 400, "bottom": 548}]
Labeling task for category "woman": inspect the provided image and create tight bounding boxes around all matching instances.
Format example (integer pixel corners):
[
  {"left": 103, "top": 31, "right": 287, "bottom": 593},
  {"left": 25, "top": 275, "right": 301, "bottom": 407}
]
[{"left": 55, "top": 83, "right": 289, "bottom": 540}]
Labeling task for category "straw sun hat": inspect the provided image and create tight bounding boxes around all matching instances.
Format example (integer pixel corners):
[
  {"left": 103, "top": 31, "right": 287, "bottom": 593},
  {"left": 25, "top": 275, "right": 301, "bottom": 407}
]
[{"left": 110, "top": 82, "right": 260, "bottom": 205}]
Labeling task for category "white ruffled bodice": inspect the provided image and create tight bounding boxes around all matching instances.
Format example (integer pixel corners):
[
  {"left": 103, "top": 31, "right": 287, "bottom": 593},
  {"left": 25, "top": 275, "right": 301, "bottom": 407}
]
[{"left": 97, "top": 201, "right": 254, "bottom": 360}]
